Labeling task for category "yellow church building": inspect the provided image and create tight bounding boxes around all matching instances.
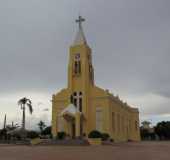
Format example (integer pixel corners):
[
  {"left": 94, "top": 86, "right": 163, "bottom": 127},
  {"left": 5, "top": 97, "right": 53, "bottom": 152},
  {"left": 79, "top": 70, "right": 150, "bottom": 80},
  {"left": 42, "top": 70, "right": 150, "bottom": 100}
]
[{"left": 52, "top": 16, "right": 140, "bottom": 142}]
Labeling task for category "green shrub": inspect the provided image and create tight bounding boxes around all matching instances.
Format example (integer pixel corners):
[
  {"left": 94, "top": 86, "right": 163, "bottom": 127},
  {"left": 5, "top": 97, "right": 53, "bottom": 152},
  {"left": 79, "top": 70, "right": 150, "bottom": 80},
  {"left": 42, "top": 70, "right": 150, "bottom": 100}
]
[
  {"left": 57, "top": 132, "right": 66, "bottom": 140},
  {"left": 0, "top": 129, "right": 7, "bottom": 140},
  {"left": 110, "top": 138, "right": 114, "bottom": 142},
  {"left": 42, "top": 126, "right": 51, "bottom": 135},
  {"left": 27, "top": 131, "right": 39, "bottom": 139},
  {"left": 88, "top": 130, "right": 102, "bottom": 138},
  {"left": 101, "top": 133, "right": 110, "bottom": 141}
]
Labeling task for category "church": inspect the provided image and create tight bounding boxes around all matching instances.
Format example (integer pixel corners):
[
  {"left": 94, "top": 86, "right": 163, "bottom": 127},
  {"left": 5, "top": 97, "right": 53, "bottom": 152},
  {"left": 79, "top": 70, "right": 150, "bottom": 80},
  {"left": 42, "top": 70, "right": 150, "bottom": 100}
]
[{"left": 52, "top": 16, "right": 140, "bottom": 142}]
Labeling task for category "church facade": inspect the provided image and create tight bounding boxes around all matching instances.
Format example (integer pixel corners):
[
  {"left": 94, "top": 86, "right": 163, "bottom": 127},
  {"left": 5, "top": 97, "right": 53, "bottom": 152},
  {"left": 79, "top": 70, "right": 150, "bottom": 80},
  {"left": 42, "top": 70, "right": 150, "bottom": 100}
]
[{"left": 52, "top": 16, "right": 140, "bottom": 142}]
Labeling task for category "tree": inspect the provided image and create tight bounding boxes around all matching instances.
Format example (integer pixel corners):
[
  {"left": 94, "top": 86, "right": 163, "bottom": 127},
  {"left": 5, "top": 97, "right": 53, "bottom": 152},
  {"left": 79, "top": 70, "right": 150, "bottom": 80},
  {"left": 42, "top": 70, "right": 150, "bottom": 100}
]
[
  {"left": 6, "top": 124, "right": 19, "bottom": 131},
  {"left": 0, "top": 129, "right": 7, "bottom": 140},
  {"left": 57, "top": 132, "right": 66, "bottom": 140},
  {"left": 155, "top": 121, "right": 170, "bottom": 140},
  {"left": 38, "top": 121, "right": 46, "bottom": 134},
  {"left": 140, "top": 128, "right": 150, "bottom": 140},
  {"left": 101, "top": 133, "right": 110, "bottom": 141},
  {"left": 18, "top": 97, "right": 33, "bottom": 130},
  {"left": 27, "top": 130, "right": 39, "bottom": 139}
]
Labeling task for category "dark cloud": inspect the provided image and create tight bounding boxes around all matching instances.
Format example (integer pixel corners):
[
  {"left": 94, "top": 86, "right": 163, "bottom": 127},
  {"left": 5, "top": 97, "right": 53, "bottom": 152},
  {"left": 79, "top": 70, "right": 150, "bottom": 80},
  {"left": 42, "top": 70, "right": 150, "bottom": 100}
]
[{"left": 0, "top": 0, "right": 170, "bottom": 124}]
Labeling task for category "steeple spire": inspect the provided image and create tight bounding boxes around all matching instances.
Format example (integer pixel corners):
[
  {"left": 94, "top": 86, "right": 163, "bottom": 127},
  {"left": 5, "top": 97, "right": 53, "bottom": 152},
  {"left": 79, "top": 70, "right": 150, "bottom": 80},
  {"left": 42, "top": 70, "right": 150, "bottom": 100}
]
[{"left": 73, "top": 16, "right": 87, "bottom": 46}]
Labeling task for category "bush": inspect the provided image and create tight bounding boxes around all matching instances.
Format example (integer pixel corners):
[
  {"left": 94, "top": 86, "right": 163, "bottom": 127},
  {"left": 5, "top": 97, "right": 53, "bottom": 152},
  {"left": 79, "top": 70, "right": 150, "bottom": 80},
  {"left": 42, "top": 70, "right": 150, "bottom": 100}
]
[
  {"left": 155, "top": 121, "right": 170, "bottom": 140},
  {"left": 83, "top": 133, "right": 86, "bottom": 137},
  {"left": 0, "top": 129, "right": 7, "bottom": 140},
  {"left": 110, "top": 138, "right": 114, "bottom": 142},
  {"left": 57, "top": 132, "right": 66, "bottom": 140},
  {"left": 42, "top": 126, "right": 51, "bottom": 136},
  {"left": 88, "top": 130, "right": 102, "bottom": 138},
  {"left": 101, "top": 133, "right": 110, "bottom": 141},
  {"left": 27, "top": 131, "right": 39, "bottom": 139}
]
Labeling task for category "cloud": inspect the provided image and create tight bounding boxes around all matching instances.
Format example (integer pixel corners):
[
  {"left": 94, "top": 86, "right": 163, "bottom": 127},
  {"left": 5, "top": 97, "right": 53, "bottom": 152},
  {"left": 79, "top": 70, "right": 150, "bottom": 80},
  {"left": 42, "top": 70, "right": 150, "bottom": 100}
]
[
  {"left": 0, "top": 92, "right": 51, "bottom": 129},
  {"left": 126, "top": 93, "right": 170, "bottom": 115},
  {"left": 0, "top": 0, "right": 170, "bottom": 126}
]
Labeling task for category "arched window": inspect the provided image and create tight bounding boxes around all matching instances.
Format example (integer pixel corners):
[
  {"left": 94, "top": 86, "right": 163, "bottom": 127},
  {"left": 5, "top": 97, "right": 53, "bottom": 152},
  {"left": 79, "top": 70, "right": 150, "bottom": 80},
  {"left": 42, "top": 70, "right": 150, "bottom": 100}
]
[
  {"left": 70, "top": 95, "right": 73, "bottom": 104},
  {"left": 135, "top": 121, "right": 138, "bottom": 131},
  {"left": 79, "top": 92, "right": 82, "bottom": 112},
  {"left": 78, "top": 61, "right": 81, "bottom": 73},
  {"left": 74, "top": 62, "right": 78, "bottom": 74},
  {"left": 79, "top": 97, "right": 82, "bottom": 112},
  {"left": 96, "top": 107, "right": 103, "bottom": 132},
  {"left": 74, "top": 53, "right": 81, "bottom": 75},
  {"left": 74, "top": 98, "right": 77, "bottom": 107},
  {"left": 112, "top": 112, "right": 115, "bottom": 132}
]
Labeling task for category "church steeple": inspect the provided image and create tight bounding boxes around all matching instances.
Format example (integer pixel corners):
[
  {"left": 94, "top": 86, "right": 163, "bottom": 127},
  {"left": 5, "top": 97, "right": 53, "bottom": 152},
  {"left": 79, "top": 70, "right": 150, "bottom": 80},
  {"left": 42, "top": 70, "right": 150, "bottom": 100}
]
[
  {"left": 73, "top": 16, "right": 87, "bottom": 46},
  {"left": 68, "top": 16, "right": 94, "bottom": 90}
]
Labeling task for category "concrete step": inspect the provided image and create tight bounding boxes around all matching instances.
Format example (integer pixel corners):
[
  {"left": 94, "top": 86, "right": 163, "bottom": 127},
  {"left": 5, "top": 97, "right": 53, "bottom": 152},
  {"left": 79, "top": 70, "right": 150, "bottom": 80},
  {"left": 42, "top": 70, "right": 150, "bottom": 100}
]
[{"left": 39, "top": 139, "right": 90, "bottom": 146}]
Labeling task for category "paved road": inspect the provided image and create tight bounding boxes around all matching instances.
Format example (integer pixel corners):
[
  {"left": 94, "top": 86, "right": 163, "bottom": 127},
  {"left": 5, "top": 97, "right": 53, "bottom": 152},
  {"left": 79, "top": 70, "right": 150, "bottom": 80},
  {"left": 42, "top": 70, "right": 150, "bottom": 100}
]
[{"left": 0, "top": 142, "right": 170, "bottom": 160}]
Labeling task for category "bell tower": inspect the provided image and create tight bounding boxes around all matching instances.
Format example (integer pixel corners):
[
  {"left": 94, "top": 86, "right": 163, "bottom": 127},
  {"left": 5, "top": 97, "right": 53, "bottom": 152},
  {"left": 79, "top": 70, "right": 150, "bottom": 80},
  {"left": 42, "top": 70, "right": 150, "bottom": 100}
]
[{"left": 68, "top": 16, "right": 94, "bottom": 93}]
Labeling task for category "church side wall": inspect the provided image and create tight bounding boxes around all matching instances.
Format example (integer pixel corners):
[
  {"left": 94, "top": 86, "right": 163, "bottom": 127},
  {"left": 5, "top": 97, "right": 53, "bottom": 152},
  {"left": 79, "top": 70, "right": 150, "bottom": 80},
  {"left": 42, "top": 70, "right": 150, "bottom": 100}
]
[
  {"left": 128, "top": 111, "right": 141, "bottom": 141},
  {"left": 88, "top": 82, "right": 140, "bottom": 142},
  {"left": 108, "top": 98, "right": 140, "bottom": 142},
  {"left": 108, "top": 98, "right": 127, "bottom": 142}
]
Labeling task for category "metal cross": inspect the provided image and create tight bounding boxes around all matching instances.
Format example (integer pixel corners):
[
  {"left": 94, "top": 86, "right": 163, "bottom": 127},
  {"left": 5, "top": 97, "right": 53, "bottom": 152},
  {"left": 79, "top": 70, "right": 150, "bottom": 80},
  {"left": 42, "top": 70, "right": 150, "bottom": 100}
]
[{"left": 76, "top": 16, "right": 85, "bottom": 29}]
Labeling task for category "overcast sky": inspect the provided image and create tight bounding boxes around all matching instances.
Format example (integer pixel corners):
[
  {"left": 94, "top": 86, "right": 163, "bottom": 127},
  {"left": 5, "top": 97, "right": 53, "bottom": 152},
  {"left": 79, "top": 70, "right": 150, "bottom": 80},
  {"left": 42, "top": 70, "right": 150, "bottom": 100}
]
[{"left": 0, "top": 0, "right": 170, "bottom": 129}]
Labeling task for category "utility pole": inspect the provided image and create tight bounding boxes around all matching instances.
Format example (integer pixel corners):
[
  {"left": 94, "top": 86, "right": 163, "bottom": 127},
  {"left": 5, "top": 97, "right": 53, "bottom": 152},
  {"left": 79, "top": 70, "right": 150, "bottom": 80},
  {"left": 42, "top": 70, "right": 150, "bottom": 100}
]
[{"left": 3, "top": 114, "right": 6, "bottom": 129}]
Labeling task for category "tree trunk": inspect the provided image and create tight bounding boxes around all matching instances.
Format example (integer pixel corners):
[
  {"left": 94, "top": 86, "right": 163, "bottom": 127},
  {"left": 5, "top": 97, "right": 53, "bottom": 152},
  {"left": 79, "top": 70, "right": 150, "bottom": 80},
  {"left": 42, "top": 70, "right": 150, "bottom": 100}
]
[{"left": 22, "top": 104, "right": 26, "bottom": 130}]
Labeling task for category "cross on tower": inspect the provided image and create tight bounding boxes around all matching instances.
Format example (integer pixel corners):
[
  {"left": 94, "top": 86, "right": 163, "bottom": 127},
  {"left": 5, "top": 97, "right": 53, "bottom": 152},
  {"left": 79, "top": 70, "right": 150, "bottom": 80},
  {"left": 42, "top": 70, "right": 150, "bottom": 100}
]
[{"left": 76, "top": 16, "right": 85, "bottom": 29}]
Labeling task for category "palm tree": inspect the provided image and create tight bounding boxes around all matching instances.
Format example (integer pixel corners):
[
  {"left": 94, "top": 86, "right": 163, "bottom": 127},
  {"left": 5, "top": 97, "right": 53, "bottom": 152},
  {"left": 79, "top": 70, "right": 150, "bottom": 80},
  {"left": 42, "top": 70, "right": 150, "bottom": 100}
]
[
  {"left": 18, "top": 97, "right": 33, "bottom": 130},
  {"left": 38, "top": 121, "right": 46, "bottom": 135}
]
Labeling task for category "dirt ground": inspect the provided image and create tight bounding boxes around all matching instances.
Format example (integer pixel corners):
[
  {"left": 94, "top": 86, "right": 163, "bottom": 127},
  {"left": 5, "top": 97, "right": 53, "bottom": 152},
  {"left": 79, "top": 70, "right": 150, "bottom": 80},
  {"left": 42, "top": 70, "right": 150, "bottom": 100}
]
[{"left": 0, "top": 142, "right": 170, "bottom": 160}]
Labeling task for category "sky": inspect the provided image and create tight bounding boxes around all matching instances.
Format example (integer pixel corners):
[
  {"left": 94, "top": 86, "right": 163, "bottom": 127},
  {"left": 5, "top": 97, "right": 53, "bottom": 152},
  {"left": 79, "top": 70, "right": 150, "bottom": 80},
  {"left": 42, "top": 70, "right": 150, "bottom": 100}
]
[{"left": 0, "top": 0, "right": 170, "bottom": 129}]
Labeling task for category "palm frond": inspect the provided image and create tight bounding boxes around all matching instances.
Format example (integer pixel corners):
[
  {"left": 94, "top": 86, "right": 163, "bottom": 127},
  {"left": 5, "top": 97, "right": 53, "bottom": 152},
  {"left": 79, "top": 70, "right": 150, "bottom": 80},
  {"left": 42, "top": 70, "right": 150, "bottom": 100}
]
[
  {"left": 18, "top": 97, "right": 27, "bottom": 105},
  {"left": 27, "top": 103, "right": 33, "bottom": 114},
  {"left": 18, "top": 99, "right": 23, "bottom": 106},
  {"left": 27, "top": 99, "right": 32, "bottom": 104}
]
